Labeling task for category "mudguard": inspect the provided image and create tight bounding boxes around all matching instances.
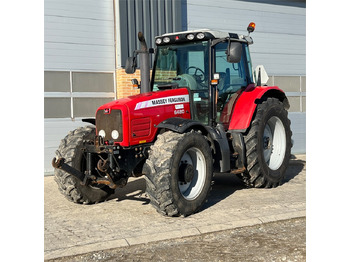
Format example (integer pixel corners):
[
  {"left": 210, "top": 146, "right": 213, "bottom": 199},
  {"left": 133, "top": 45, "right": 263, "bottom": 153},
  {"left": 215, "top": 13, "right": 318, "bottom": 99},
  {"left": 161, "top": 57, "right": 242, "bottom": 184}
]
[
  {"left": 157, "top": 118, "right": 231, "bottom": 172},
  {"left": 228, "top": 85, "right": 288, "bottom": 132},
  {"left": 156, "top": 117, "right": 207, "bottom": 134}
]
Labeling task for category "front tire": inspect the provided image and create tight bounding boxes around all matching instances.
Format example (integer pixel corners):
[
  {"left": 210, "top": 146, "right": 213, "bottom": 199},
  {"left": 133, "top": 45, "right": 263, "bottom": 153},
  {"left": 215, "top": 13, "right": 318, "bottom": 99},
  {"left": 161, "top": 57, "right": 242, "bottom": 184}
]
[
  {"left": 241, "top": 98, "right": 292, "bottom": 188},
  {"left": 145, "top": 131, "right": 213, "bottom": 217},
  {"left": 54, "top": 126, "right": 113, "bottom": 204}
]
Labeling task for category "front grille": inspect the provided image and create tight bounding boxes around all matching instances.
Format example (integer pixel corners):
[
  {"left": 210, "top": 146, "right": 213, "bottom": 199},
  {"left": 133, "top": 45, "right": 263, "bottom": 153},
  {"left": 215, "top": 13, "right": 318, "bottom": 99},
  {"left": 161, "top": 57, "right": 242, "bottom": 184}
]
[{"left": 96, "top": 109, "right": 123, "bottom": 142}]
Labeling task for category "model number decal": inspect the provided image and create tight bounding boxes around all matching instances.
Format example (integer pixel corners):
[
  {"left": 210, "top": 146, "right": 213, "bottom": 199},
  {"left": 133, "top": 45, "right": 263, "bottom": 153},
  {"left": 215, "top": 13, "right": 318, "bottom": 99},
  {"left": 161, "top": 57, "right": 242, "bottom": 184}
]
[
  {"left": 134, "top": 95, "right": 189, "bottom": 110},
  {"left": 174, "top": 109, "right": 185, "bottom": 115}
]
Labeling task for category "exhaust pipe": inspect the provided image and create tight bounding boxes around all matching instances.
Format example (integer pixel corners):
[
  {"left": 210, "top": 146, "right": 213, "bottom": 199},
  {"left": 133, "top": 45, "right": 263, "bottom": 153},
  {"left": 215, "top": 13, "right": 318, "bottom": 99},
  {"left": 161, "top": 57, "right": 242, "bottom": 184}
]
[{"left": 137, "top": 32, "right": 150, "bottom": 93}]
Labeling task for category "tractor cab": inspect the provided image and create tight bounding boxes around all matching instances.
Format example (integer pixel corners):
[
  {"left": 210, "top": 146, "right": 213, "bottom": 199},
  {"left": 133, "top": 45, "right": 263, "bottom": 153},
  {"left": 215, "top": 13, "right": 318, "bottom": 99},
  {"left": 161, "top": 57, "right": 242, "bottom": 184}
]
[
  {"left": 126, "top": 25, "right": 258, "bottom": 129},
  {"left": 151, "top": 29, "right": 255, "bottom": 127}
]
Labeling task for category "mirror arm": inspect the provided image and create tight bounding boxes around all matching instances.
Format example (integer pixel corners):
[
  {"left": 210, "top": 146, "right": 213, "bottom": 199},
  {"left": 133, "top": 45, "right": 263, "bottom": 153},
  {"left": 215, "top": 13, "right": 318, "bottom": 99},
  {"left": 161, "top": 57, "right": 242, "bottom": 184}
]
[{"left": 256, "top": 68, "right": 262, "bottom": 86}]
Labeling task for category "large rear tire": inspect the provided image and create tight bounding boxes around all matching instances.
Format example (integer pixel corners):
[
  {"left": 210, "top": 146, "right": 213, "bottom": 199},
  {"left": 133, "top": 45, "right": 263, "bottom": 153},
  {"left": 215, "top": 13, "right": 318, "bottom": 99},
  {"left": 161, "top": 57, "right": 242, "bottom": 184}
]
[
  {"left": 54, "top": 126, "right": 113, "bottom": 204},
  {"left": 241, "top": 97, "right": 292, "bottom": 188},
  {"left": 145, "top": 131, "right": 213, "bottom": 216}
]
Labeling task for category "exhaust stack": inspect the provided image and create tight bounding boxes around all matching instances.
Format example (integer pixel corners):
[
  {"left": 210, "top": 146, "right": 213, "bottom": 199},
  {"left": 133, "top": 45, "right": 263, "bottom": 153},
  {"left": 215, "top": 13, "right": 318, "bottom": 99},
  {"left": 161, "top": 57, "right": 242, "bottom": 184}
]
[{"left": 137, "top": 32, "right": 150, "bottom": 93}]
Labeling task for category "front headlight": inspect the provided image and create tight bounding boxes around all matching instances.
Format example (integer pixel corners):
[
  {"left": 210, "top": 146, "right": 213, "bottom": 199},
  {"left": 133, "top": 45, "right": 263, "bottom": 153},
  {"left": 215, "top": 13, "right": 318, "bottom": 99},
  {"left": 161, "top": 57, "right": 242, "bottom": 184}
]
[
  {"left": 98, "top": 130, "right": 106, "bottom": 138},
  {"left": 111, "top": 130, "right": 119, "bottom": 140}
]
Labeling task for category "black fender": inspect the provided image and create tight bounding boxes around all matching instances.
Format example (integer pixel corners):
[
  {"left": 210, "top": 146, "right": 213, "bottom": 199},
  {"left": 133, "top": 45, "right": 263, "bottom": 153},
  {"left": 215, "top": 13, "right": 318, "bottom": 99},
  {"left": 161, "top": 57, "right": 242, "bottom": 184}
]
[
  {"left": 156, "top": 117, "right": 207, "bottom": 134},
  {"left": 157, "top": 117, "right": 231, "bottom": 172},
  {"left": 82, "top": 118, "right": 96, "bottom": 125}
]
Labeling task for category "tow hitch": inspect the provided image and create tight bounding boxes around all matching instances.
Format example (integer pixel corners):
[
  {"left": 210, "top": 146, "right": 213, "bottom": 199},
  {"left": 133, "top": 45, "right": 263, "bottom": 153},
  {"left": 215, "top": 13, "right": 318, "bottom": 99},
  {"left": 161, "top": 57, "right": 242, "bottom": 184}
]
[{"left": 52, "top": 157, "right": 120, "bottom": 189}]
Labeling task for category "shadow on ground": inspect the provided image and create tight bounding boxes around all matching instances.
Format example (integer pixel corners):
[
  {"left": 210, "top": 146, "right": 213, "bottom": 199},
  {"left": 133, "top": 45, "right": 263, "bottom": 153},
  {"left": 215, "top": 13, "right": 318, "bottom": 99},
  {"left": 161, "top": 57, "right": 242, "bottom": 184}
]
[
  {"left": 106, "top": 178, "right": 149, "bottom": 204},
  {"left": 202, "top": 154, "right": 305, "bottom": 211},
  {"left": 105, "top": 155, "right": 305, "bottom": 211}
]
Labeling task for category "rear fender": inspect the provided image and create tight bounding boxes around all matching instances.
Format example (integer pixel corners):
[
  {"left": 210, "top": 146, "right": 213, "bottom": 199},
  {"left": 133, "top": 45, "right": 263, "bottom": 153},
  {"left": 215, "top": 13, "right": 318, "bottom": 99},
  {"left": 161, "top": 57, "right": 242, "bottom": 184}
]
[{"left": 228, "top": 85, "right": 288, "bottom": 132}]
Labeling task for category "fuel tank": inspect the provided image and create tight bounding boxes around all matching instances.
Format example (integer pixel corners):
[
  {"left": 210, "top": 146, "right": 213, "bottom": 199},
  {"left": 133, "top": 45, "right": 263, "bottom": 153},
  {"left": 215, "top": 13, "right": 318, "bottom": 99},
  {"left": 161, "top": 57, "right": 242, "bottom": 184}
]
[{"left": 95, "top": 88, "right": 191, "bottom": 147}]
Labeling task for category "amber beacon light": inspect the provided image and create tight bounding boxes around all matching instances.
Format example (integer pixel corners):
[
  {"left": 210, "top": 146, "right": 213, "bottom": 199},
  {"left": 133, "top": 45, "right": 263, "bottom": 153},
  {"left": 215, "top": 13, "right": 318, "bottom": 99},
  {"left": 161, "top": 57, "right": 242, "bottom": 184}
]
[{"left": 247, "top": 22, "right": 256, "bottom": 33}]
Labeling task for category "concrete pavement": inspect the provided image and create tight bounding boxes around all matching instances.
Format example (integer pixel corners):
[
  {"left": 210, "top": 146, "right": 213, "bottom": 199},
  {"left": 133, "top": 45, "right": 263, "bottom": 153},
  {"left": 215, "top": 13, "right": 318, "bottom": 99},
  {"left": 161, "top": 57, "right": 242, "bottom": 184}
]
[{"left": 44, "top": 155, "right": 306, "bottom": 260}]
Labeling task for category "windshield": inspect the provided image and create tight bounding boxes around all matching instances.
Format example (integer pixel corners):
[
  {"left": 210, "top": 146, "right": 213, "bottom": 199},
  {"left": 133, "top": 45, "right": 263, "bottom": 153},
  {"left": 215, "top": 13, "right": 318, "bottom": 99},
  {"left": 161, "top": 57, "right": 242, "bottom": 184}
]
[{"left": 152, "top": 41, "right": 209, "bottom": 91}]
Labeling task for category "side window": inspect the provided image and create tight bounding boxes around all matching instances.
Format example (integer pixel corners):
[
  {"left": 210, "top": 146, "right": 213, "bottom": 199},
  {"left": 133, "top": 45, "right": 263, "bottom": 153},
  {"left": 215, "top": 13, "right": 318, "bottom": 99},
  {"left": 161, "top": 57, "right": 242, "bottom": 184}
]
[
  {"left": 215, "top": 42, "right": 248, "bottom": 126},
  {"left": 245, "top": 44, "right": 254, "bottom": 83},
  {"left": 215, "top": 42, "right": 247, "bottom": 94}
]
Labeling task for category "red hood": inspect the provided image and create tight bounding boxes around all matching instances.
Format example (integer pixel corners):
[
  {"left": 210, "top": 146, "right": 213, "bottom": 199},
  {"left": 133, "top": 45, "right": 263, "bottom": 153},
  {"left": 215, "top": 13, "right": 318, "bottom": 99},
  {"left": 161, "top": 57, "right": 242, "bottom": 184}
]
[
  {"left": 95, "top": 88, "right": 191, "bottom": 146},
  {"left": 97, "top": 88, "right": 189, "bottom": 112}
]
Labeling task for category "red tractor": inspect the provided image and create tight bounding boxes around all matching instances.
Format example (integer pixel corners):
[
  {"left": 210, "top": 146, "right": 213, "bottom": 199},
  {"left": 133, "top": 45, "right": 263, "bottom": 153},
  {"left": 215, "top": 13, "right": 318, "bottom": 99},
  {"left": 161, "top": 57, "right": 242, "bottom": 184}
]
[{"left": 52, "top": 23, "right": 292, "bottom": 217}]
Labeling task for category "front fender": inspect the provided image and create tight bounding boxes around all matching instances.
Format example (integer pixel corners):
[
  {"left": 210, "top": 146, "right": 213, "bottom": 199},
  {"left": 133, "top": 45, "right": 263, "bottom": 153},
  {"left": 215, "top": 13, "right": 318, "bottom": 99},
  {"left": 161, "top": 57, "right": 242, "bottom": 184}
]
[
  {"left": 156, "top": 117, "right": 208, "bottom": 134},
  {"left": 228, "top": 85, "right": 288, "bottom": 132}
]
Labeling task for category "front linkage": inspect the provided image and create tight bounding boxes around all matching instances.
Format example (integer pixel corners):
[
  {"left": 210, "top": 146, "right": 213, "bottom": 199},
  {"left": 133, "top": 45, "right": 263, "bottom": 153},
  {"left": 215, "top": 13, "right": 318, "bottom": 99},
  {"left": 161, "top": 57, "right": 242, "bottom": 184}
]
[{"left": 52, "top": 135, "right": 151, "bottom": 190}]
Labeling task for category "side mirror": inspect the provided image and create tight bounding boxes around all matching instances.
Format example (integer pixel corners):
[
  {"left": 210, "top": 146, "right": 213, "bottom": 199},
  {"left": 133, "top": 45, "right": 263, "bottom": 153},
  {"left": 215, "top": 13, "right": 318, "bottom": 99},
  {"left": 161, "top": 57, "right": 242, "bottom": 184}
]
[
  {"left": 254, "top": 65, "right": 269, "bottom": 86},
  {"left": 226, "top": 42, "right": 242, "bottom": 63},
  {"left": 125, "top": 57, "right": 137, "bottom": 74}
]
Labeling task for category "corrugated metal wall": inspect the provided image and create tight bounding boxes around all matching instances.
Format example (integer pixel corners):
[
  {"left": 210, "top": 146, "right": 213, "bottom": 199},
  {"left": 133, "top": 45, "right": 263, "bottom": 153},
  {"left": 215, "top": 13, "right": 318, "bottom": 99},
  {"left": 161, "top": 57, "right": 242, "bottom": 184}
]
[
  {"left": 44, "top": 0, "right": 117, "bottom": 174},
  {"left": 116, "top": 0, "right": 187, "bottom": 67},
  {"left": 187, "top": 0, "right": 306, "bottom": 154},
  {"left": 186, "top": 0, "right": 305, "bottom": 76},
  {"left": 44, "top": 0, "right": 115, "bottom": 71}
]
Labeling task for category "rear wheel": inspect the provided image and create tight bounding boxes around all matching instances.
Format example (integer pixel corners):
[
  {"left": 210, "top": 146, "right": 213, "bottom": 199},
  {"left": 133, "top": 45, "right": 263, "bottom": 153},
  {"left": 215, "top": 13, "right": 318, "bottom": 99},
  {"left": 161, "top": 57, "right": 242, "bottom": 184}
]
[
  {"left": 241, "top": 98, "right": 292, "bottom": 188},
  {"left": 54, "top": 126, "right": 113, "bottom": 204},
  {"left": 145, "top": 131, "right": 213, "bottom": 216}
]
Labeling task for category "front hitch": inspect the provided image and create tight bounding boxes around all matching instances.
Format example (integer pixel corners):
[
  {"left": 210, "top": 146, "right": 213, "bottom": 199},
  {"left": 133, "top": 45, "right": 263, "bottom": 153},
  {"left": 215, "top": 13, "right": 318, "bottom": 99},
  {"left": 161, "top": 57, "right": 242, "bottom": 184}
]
[
  {"left": 52, "top": 157, "right": 86, "bottom": 183},
  {"left": 52, "top": 157, "right": 119, "bottom": 189}
]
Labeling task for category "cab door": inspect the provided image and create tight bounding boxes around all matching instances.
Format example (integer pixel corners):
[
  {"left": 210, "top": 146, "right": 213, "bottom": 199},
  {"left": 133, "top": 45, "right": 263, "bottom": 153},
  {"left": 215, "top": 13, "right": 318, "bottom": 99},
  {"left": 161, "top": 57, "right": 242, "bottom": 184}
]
[{"left": 214, "top": 42, "right": 251, "bottom": 129}]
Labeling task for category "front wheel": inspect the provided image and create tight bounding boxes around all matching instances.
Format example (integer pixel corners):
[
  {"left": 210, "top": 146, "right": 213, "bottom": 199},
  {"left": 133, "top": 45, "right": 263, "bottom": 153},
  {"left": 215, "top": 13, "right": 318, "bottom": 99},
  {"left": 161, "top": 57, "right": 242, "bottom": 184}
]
[
  {"left": 145, "top": 131, "right": 213, "bottom": 217},
  {"left": 54, "top": 126, "right": 113, "bottom": 204},
  {"left": 241, "top": 97, "right": 292, "bottom": 188}
]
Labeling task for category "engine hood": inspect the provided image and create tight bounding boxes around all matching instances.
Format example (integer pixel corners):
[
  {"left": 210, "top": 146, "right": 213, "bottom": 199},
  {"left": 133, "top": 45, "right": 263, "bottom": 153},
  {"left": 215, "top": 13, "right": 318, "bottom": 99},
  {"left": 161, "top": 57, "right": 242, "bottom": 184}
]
[
  {"left": 95, "top": 88, "right": 191, "bottom": 146},
  {"left": 97, "top": 88, "right": 190, "bottom": 112}
]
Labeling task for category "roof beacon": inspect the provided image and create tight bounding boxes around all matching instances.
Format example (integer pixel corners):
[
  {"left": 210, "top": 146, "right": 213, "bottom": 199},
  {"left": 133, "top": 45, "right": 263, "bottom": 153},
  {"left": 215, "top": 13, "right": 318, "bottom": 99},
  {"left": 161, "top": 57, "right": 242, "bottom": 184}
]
[{"left": 247, "top": 22, "right": 256, "bottom": 34}]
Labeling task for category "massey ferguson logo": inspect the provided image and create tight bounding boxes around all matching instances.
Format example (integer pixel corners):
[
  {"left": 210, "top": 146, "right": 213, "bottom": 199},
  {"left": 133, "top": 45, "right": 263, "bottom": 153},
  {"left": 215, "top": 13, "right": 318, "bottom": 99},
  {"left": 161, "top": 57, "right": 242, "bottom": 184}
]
[
  {"left": 134, "top": 95, "right": 189, "bottom": 110},
  {"left": 104, "top": 108, "right": 110, "bottom": 114}
]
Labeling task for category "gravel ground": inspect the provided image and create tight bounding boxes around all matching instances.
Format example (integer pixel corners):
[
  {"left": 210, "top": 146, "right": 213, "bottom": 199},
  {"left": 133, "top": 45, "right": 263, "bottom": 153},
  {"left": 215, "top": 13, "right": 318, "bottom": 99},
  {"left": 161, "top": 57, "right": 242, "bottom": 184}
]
[{"left": 48, "top": 217, "right": 305, "bottom": 262}]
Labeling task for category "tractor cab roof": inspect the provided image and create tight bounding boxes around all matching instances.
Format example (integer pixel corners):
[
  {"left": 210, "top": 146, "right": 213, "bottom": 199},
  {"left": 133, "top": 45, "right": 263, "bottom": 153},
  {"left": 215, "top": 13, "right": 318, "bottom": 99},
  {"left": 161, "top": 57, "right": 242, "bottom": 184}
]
[{"left": 155, "top": 29, "right": 253, "bottom": 46}]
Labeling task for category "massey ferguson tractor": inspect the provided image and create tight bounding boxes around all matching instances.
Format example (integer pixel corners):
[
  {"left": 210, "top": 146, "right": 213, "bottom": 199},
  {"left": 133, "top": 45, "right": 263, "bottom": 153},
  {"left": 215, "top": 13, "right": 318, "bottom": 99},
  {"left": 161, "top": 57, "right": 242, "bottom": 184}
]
[{"left": 52, "top": 23, "right": 292, "bottom": 217}]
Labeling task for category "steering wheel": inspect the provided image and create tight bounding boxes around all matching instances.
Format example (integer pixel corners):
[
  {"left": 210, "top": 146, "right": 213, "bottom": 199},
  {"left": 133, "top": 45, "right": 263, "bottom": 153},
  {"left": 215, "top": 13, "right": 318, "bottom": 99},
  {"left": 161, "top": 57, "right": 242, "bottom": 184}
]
[{"left": 185, "top": 66, "right": 205, "bottom": 82}]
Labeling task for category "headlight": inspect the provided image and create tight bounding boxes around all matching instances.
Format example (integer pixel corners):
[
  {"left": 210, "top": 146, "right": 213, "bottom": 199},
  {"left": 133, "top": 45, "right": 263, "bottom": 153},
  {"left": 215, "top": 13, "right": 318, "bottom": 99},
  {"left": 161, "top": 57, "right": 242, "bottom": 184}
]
[
  {"left": 111, "top": 130, "right": 119, "bottom": 140},
  {"left": 186, "top": 34, "right": 194, "bottom": 40},
  {"left": 163, "top": 37, "right": 170, "bottom": 43},
  {"left": 196, "top": 33, "right": 205, "bottom": 39},
  {"left": 155, "top": 38, "right": 162, "bottom": 44},
  {"left": 98, "top": 130, "right": 106, "bottom": 138}
]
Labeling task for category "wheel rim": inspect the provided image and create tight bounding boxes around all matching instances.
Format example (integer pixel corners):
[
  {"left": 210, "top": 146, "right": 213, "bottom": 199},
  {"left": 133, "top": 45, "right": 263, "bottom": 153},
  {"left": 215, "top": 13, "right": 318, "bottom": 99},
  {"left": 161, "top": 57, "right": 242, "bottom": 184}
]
[
  {"left": 178, "top": 147, "right": 206, "bottom": 200},
  {"left": 263, "top": 116, "right": 286, "bottom": 170}
]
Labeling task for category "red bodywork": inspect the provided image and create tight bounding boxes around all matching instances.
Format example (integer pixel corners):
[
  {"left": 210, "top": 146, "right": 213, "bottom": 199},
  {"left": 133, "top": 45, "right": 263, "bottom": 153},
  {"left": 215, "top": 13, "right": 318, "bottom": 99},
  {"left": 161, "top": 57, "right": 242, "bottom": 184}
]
[
  {"left": 96, "top": 88, "right": 191, "bottom": 147},
  {"left": 96, "top": 84, "right": 286, "bottom": 147},
  {"left": 227, "top": 85, "right": 286, "bottom": 131}
]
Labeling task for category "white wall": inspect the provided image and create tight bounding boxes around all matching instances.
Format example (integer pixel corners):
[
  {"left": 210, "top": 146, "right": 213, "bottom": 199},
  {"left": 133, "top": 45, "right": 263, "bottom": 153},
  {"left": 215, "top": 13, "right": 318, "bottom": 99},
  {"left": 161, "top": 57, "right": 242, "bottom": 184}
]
[
  {"left": 186, "top": 0, "right": 306, "bottom": 76},
  {"left": 44, "top": 0, "right": 117, "bottom": 175},
  {"left": 44, "top": 0, "right": 115, "bottom": 71},
  {"left": 44, "top": 119, "right": 94, "bottom": 174}
]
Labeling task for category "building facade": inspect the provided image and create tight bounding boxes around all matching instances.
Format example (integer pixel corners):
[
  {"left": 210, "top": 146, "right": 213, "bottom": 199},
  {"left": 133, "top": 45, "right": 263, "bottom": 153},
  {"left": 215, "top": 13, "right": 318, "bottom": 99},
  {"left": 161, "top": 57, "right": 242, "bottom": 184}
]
[{"left": 44, "top": 0, "right": 306, "bottom": 173}]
